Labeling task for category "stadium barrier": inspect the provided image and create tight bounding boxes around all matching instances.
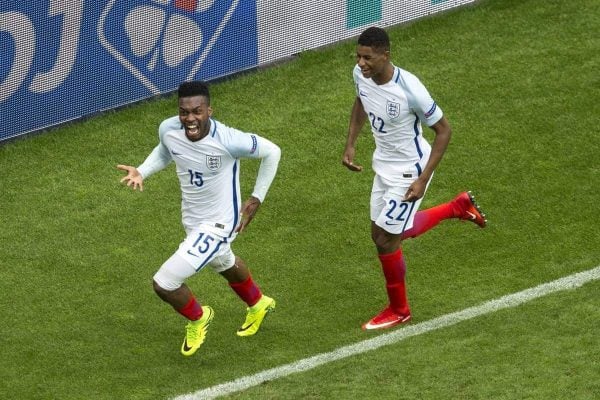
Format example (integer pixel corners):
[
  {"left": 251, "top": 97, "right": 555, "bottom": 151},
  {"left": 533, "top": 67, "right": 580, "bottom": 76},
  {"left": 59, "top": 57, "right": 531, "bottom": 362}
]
[{"left": 0, "top": 0, "right": 476, "bottom": 142}]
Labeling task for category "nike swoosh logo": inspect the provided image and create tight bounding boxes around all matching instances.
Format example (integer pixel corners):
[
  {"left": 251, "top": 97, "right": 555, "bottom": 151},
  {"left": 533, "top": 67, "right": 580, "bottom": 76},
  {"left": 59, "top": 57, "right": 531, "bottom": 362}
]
[
  {"left": 365, "top": 315, "right": 410, "bottom": 329},
  {"left": 359, "top": 90, "right": 368, "bottom": 97},
  {"left": 365, "top": 320, "right": 397, "bottom": 329},
  {"left": 182, "top": 340, "right": 193, "bottom": 352},
  {"left": 187, "top": 250, "right": 199, "bottom": 258},
  {"left": 171, "top": 151, "right": 183, "bottom": 156},
  {"left": 385, "top": 221, "right": 401, "bottom": 226},
  {"left": 465, "top": 211, "right": 477, "bottom": 220},
  {"left": 238, "top": 321, "right": 256, "bottom": 332}
]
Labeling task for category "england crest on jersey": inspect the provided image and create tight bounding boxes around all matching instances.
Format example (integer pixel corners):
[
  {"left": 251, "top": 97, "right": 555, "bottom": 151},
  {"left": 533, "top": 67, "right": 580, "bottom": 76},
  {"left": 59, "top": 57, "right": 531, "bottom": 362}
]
[
  {"left": 206, "top": 155, "right": 221, "bottom": 171},
  {"left": 386, "top": 100, "right": 401, "bottom": 119}
]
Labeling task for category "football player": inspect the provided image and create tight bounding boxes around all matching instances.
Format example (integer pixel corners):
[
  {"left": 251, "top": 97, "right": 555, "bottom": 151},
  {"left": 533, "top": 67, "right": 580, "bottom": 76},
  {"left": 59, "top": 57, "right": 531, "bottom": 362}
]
[
  {"left": 118, "top": 81, "right": 280, "bottom": 355},
  {"left": 342, "top": 27, "right": 487, "bottom": 330}
]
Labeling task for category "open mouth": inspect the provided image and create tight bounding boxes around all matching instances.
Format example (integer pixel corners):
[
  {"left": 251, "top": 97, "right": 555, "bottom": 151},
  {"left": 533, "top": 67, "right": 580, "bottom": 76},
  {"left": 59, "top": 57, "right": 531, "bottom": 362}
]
[{"left": 186, "top": 124, "right": 199, "bottom": 136}]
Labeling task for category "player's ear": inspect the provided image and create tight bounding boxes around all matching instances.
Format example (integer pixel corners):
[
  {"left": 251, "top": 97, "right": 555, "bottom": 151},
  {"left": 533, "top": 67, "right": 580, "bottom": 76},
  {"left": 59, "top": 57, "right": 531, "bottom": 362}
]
[{"left": 207, "top": 106, "right": 213, "bottom": 116}]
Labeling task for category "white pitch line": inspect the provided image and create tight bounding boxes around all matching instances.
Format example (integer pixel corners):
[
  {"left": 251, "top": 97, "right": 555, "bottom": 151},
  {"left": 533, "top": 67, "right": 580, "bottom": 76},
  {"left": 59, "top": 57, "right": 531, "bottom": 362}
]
[{"left": 172, "top": 265, "right": 600, "bottom": 400}]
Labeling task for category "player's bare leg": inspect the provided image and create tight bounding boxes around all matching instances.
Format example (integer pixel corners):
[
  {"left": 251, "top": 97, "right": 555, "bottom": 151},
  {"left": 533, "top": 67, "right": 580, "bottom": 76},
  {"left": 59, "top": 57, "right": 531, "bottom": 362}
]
[{"left": 153, "top": 280, "right": 194, "bottom": 309}]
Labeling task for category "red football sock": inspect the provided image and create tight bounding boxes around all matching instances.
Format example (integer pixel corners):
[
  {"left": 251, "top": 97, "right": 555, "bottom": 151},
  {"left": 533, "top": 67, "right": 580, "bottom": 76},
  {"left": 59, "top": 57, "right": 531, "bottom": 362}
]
[
  {"left": 386, "top": 283, "right": 409, "bottom": 316},
  {"left": 229, "top": 276, "right": 262, "bottom": 307},
  {"left": 379, "top": 249, "right": 410, "bottom": 315},
  {"left": 401, "top": 202, "right": 456, "bottom": 239},
  {"left": 177, "top": 296, "right": 203, "bottom": 321}
]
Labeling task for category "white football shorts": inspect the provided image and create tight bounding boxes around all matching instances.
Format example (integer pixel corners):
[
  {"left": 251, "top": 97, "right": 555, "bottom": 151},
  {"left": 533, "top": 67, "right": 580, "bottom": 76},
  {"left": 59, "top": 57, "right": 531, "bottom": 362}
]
[
  {"left": 153, "top": 224, "right": 236, "bottom": 291},
  {"left": 370, "top": 171, "right": 433, "bottom": 235}
]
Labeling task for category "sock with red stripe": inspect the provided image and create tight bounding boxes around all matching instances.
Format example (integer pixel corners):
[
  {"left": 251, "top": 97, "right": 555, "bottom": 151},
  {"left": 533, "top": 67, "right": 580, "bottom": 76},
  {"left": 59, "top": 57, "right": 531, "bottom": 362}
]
[
  {"left": 229, "top": 276, "right": 263, "bottom": 307},
  {"left": 379, "top": 249, "right": 410, "bottom": 315}
]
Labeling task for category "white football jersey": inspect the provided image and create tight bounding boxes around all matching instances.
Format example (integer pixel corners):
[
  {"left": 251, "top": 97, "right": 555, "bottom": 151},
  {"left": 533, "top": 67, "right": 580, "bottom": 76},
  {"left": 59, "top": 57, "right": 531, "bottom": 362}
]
[
  {"left": 143, "top": 116, "right": 267, "bottom": 239},
  {"left": 353, "top": 64, "right": 444, "bottom": 182}
]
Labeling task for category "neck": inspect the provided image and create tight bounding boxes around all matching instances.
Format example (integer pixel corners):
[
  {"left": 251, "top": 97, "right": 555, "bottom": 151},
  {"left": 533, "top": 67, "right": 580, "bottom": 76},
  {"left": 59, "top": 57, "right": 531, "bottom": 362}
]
[
  {"left": 373, "top": 63, "right": 394, "bottom": 85},
  {"left": 201, "top": 119, "right": 211, "bottom": 138}
]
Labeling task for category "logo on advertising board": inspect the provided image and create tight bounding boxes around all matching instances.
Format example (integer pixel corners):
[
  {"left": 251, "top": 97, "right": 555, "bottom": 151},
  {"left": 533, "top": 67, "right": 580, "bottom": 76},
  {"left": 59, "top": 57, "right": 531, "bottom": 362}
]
[
  {"left": 346, "top": 0, "right": 381, "bottom": 29},
  {"left": 1, "top": 0, "right": 257, "bottom": 142},
  {"left": 98, "top": 0, "right": 248, "bottom": 94}
]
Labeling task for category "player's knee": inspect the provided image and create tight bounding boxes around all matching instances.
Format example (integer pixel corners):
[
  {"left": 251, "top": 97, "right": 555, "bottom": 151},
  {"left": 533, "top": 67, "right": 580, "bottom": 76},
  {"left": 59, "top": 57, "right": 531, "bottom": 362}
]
[
  {"left": 372, "top": 231, "right": 401, "bottom": 253},
  {"left": 153, "top": 279, "right": 174, "bottom": 301},
  {"left": 153, "top": 279, "right": 165, "bottom": 295},
  {"left": 220, "top": 261, "right": 249, "bottom": 283},
  {"left": 371, "top": 230, "right": 386, "bottom": 248}
]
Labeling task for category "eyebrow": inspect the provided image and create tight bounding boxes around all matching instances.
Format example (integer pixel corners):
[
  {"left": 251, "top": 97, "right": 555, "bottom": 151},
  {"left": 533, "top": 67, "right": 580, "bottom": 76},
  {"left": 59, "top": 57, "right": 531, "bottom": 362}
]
[{"left": 179, "top": 105, "right": 205, "bottom": 112}]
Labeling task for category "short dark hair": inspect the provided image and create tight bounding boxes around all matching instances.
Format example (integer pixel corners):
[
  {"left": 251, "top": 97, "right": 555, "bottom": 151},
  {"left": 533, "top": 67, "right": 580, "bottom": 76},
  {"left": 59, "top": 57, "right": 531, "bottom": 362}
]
[
  {"left": 178, "top": 81, "right": 210, "bottom": 103},
  {"left": 358, "top": 27, "right": 390, "bottom": 52}
]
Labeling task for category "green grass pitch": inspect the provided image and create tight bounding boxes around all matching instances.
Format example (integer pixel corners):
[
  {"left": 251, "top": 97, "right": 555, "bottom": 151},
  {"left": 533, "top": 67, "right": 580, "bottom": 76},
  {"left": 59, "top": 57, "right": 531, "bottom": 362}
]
[{"left": 0, "top": 0, "right": 598, "bottom": 398}]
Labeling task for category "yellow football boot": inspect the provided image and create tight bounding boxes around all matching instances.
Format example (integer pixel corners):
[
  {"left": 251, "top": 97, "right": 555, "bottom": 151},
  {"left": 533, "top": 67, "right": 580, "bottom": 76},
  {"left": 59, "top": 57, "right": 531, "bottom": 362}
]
[
  {"left": 237, "top": 295, "right": 276, "bottom": 337},
  {"left": 181, "top": 306, "right": 214, "bottom": 356}
]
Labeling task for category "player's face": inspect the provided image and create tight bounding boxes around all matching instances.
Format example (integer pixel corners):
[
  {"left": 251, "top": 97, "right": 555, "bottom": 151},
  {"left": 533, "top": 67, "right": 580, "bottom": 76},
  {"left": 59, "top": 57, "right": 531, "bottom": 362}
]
[
  {"left": 178, "top": 95, "right": 212, "bottom": 142},
  {"left": 356, "top": 45, "right": 390, "bottom": 82}
]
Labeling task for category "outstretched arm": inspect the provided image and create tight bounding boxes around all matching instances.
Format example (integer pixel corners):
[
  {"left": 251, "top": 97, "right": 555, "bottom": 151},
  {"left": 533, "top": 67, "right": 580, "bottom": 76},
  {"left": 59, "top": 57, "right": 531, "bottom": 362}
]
[{"left": 117, "top": 136, "right": 172, "bottom": 191}]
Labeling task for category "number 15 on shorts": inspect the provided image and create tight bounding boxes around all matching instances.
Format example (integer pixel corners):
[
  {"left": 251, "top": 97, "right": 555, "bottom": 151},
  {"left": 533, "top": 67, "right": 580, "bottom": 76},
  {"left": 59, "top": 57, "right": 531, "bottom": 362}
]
[{"left": 182, "top": 231, "right": 221, "bottom": 269}]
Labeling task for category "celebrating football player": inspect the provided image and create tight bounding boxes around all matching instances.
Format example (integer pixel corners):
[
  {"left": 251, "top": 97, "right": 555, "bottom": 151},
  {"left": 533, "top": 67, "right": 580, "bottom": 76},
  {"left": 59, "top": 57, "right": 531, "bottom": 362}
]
[
  {"left": 342, "top": 27, "right": 487, "bottom": 330},
  {"left": 118, "top": 81, "right": 280, "bottom": 356}
]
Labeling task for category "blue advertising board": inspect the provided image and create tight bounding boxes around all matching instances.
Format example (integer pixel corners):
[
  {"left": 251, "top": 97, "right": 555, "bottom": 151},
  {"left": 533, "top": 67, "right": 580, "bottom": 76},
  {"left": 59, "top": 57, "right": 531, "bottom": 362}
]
[{"left": 0, "top": 0, "right": 257, "bottom": 142}]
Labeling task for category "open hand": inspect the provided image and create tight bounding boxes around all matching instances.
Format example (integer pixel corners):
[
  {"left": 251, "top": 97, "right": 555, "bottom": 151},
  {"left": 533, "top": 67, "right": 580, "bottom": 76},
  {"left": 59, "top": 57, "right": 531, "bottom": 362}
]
[{"left": 117, "top": 164, "right": 144, "bottom": 191}]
